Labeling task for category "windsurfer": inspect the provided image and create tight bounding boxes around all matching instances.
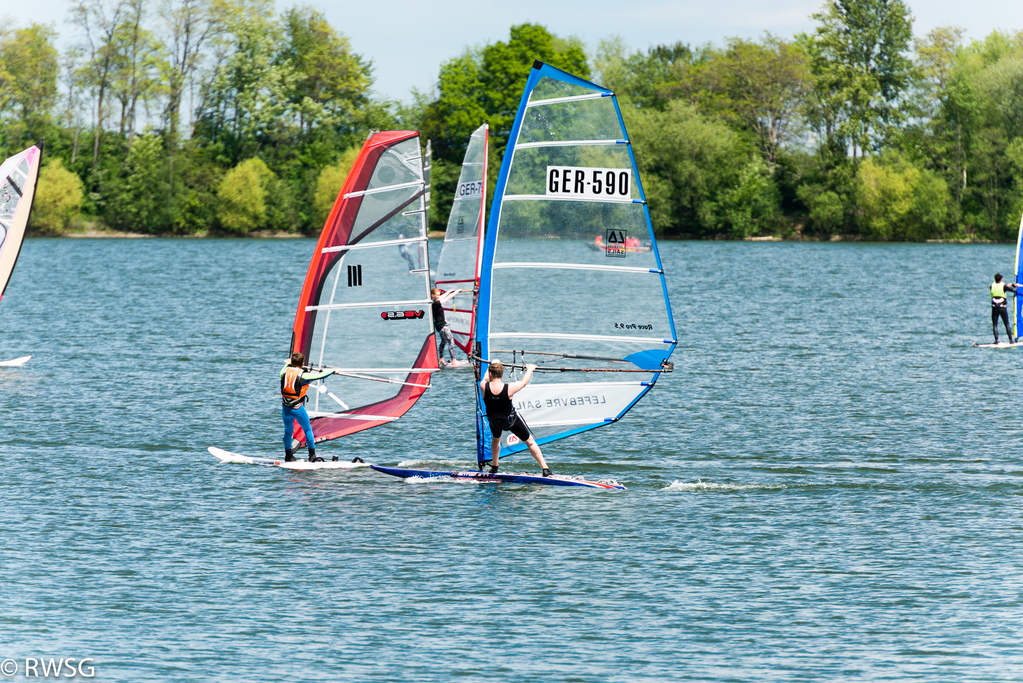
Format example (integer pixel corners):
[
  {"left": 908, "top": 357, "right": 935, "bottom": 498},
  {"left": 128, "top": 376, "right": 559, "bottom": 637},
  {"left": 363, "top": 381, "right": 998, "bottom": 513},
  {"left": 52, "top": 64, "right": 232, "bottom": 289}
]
[
  {"left": 480, "top": 360, "right": 552, "bottom": 477},
  {"left": 280, "top": 352, "right": 335, "bottom": 462},
  {"left": 990, "top": 273, "right": 1018, "bottom": 344},
  {"left": 431, "top": 288, "right": 463, "bottom": 365}
]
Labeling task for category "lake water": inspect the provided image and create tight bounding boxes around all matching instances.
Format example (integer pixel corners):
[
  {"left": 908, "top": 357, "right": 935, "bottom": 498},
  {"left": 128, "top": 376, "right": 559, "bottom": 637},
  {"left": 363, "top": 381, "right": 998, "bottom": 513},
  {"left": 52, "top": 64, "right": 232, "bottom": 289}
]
[{"left": 2, "top": 239, "right": 1021, "bottom": 682}]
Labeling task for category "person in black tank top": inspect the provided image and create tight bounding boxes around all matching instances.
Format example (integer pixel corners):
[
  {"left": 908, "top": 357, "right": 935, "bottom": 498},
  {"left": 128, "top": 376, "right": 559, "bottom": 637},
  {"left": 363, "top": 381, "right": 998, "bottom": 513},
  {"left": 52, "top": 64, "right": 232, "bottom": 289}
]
[
  {"left": 431, "top": 288, "right": 463, "bottom": 365},
  {"left": 480, "top": 360, "right": 552, "bottom": 476}
]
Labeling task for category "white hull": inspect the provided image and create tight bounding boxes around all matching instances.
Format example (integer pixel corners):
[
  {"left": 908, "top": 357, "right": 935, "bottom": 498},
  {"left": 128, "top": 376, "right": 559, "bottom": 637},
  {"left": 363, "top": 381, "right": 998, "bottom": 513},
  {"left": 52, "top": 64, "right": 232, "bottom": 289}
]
[
  {"left": 973, "top": 342, "right": 1023, "bottom": 349},
  {"left": 208, "top": 446, "right": 370, "bottom": 470}
]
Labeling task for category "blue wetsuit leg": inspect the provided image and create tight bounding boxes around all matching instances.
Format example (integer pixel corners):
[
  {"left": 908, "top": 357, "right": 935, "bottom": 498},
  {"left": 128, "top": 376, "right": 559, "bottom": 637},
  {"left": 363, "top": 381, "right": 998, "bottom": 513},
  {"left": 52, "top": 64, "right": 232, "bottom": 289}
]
[{"left": 282, "top": 405, "right": 316, "bottom": 448}]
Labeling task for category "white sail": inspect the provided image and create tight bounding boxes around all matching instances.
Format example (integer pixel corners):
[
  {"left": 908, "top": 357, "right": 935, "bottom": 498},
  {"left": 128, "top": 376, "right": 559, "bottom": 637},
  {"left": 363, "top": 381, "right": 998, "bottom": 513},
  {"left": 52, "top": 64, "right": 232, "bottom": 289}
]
[{"left": 435, "top": 124, "right": 488, "bottom": 355}]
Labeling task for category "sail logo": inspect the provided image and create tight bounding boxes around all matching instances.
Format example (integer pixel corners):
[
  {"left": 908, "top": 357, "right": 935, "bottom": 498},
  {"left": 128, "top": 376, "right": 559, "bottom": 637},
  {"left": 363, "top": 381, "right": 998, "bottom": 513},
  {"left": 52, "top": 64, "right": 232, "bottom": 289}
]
[
  {"left": 546, "top": 166, "right": 632, "bottom": 199},
  {"left": 456, "top": 181, "right": 484, "bottom": 199},
  {"left": 381, "top": 310, "right": 425, "bottom": 321},
  {"left": 347, "top": 264, "right": 363, "bottom": 287},
  {"left": 605, "top": 229, "right": 627, "bottom": 257}
]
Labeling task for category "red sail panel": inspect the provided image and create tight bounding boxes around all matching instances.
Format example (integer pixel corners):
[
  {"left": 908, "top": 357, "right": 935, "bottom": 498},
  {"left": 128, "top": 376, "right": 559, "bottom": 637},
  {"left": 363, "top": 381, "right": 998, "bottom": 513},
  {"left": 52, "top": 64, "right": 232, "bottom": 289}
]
[{"left": 289, "top": 131, "right": 438, "bottom": 446}]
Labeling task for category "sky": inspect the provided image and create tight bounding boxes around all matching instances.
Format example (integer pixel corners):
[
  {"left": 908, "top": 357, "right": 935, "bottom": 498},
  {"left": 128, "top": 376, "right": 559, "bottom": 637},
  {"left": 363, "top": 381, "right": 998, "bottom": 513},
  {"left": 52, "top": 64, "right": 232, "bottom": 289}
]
[{"left": 7, "top": 0, "right": 1023, "bottom": 101}]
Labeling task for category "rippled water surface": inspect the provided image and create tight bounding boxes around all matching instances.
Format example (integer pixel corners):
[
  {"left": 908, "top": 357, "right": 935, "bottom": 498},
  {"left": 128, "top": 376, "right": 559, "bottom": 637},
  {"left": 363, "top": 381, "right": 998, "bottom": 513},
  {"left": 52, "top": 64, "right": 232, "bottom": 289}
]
[{"left": 2, "top": 239, "right": 1023, "bottom": 682}]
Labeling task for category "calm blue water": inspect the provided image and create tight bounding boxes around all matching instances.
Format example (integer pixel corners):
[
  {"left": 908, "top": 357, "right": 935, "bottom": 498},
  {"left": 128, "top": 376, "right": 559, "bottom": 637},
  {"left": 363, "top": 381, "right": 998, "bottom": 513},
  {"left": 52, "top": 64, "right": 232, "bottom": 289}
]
[{"left": 2, "top": 239, "right": 1022, "bottom": 682}]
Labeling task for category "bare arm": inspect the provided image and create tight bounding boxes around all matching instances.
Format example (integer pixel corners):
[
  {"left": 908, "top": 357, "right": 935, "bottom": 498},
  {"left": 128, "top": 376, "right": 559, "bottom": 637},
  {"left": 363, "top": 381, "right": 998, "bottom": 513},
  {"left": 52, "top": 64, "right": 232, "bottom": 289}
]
[
  {"left": 438, "top": 289, "right": 463, "bottom": 304},
  {"left": 507, "top": 364, "right": 536, "bottom": 397}
]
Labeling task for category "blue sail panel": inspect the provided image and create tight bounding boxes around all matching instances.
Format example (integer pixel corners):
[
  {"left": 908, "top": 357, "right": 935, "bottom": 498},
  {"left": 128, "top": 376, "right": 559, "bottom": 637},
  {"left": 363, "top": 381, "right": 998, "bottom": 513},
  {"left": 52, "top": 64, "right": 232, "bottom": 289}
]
[{"left": 476, "top": 61, "right": 677, "bottom": 457}]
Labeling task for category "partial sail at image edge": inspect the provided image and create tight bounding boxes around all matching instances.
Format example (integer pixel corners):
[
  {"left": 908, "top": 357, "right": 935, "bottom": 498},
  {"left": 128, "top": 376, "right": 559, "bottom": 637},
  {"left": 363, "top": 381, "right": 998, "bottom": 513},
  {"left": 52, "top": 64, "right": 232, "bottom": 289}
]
[{"left": 0, "top": 143, "right": 43, "bottom": 305}]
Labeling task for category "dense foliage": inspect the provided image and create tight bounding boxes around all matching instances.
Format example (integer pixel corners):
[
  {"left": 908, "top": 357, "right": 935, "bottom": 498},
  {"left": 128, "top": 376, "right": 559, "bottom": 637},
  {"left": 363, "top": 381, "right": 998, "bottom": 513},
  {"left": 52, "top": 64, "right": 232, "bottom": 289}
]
[{"left": 4, "top": 0, "right": 1023, "bottom": 240}]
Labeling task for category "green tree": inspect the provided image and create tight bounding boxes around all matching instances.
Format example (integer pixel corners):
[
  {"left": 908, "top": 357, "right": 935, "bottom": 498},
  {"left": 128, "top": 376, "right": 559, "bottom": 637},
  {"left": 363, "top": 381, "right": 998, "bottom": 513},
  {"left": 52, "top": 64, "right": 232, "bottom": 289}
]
[
  {"left": 104, "top": 132, "right": 169, "bottom": 232},
  {"left": 802, "top": 0, "right": 915, "bottom": 158},
  {"left": 718, "top": 155, "right": 782, "bottom": 238},
  {"left": 281, "top": 7, "right": 372, "bottom": 135},
  {"left": 0, "top": 24, "right": 60, "bottom": 144},
  {"left": 856, "top": 152, "right": 951, "bottom": 239},
  {"left": 159, "top": 0, "right": 225, "bottom": 143},
  {"left": 690, "top": 35, "right": 811, "bottom": 165},
  {"left": 421, "top": 24, "right": 591, "bottom": 163},
  {"left": 30, "top": 159, "right": 86, "bottom": 233},
  {"left": 626, "top": 101, "right": 748, "bottom": 236},
  {"left": 312, "top": 145, "right": 359, "bottom": 227},
  {"left": 107, "top": 0, "right": 169, "bottom": 136},
  {"left": 194, "top": 0, "right": 298, "bottom": 163},
  {"left": 217, "top": 157, "right": 275, "bottom": 233},
  {"left": 70, "top": 0, "right": 128, "bottom": 169},
  {"left": 594, "top": 39, "right": 693, "bottom": 110}
]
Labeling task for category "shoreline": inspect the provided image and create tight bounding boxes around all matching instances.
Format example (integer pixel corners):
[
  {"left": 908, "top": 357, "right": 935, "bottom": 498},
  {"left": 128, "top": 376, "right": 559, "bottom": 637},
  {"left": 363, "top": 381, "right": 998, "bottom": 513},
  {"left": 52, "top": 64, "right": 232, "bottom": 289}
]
[{"left": 28, "top": 230, "right": 1007, "bottom": 244}]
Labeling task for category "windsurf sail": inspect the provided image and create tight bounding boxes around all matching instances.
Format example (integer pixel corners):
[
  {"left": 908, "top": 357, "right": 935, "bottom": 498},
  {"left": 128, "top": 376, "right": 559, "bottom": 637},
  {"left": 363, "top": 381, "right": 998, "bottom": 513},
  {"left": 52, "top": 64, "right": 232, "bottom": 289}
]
[
  {"left": 290, "top": 131, "right": 437, "bottom": 446},
  {"left": 1015, "top": 210, "right": 1023, "bottom": 339},
  {"left": 435, "top": 123, "right": 488, "bottom": 355},
  {"left": 0, "top": 143, "right": 43, "bottom": 305},
  {"left": 476, "top": 61, "right": 676, "bottom": 461}
]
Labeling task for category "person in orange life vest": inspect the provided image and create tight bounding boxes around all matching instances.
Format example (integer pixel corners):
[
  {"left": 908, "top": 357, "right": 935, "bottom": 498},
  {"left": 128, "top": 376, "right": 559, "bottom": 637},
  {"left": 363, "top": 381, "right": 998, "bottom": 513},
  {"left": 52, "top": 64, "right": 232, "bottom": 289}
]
[
  {"left": 280, "top": 352, "right": 334, "bottom": 462},
  {"left": 480, "top": 360, "right": 552, "bottom": 477}
]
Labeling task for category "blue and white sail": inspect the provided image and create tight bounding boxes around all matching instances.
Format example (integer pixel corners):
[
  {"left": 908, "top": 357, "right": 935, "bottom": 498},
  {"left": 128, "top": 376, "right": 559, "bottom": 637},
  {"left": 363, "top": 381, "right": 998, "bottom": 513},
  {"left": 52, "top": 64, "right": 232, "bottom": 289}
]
[
  {"left": 1015, "top": 210, "right": 1023, "bottom": 338},
  {"left": 476, "top": 61, "right": 677, "bottom": 458}
]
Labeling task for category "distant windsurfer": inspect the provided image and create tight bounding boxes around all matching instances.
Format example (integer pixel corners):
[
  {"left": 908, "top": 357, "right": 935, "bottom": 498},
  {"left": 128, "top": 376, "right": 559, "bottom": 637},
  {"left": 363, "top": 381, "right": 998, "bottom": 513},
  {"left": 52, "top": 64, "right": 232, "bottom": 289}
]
[
  {"left": 398, "top": 233, "right": 417, "bottom": 271},
  {"left": 431, "top": 287, "right": 463, "bottom": 366},
  {"left": 480, "top": 360, "right": 552, "bottom": 477},
  {"left": 280, "top": 352, "right": 334, "bottom": 462},
  {"left": 990, "top": 273, "right": 1018, "bottom": 344}
]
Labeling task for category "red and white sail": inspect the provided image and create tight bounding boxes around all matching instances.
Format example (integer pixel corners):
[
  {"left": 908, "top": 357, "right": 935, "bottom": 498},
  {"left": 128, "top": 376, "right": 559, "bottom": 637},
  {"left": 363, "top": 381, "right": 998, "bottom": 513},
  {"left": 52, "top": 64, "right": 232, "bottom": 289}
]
[
  {"left": 434, "top": 124, "right": 488, "bottom": 355},
  {"left": 0, "top": 144, "right": 42, "bottom": 304},
  {"left": 290, "top": 132, "right": 437, "bottom": 446}
]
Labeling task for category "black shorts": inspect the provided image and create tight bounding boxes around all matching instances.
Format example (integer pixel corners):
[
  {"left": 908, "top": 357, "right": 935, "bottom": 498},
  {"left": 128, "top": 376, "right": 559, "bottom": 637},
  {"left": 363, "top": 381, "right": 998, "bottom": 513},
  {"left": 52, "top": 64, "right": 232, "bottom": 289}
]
[{"left": 488, "top": 412, "right": 531, "bottom": 442}]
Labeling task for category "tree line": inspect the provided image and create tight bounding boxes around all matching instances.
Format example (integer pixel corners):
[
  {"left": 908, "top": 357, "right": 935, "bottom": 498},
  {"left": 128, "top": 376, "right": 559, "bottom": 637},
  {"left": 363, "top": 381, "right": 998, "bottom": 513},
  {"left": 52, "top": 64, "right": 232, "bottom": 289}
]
[{"left": 4, "top": 0, "right": 1023, "bottom": 240}]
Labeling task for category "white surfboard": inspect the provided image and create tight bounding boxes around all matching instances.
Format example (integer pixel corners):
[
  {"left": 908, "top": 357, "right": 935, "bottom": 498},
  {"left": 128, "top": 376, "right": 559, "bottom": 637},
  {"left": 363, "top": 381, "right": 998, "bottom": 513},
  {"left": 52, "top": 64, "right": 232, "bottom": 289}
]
[
  {"left": 441, "top": 358, "right": 470, "bottom": 369},
  {"left": 208, "top": 446, "right": 371, "bottom": 470},
  {"left": 0, "top": 355, "right": 30, "bottom": 367},
  {"left": 972, "top": 342, "right": 1023, "bottom": 349}
]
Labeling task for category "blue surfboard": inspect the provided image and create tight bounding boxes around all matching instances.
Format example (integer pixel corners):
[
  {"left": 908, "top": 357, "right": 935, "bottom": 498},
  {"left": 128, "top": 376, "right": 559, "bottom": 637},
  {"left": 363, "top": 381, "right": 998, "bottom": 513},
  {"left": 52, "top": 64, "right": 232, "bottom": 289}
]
[{"left": 370, "top": 465, "right": 626, "bottom": 490}]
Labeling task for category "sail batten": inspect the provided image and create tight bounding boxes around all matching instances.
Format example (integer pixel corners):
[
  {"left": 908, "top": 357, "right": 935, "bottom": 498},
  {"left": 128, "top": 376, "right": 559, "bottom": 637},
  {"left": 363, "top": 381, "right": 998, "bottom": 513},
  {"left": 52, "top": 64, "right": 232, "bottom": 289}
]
[
  {"left": 345, "top": 179, "right": 424, "bottom": 199},
  {"left": 526, "top": 92, "right": 611, "bottom": 107},
  {"left": 476, "top": 63, "right": 676, "bottom": 458},
  {"left": 306, "top": 298, "right": 432, "bottom": 312},
  {"left": 290, "top": 131, "right": 437, "bottom": 447},
  {"left": 493, "top": 261, "right": 659, "bottom": 274},
  {"left": 516, "top": 139, "right": 627, "bottom": 149}
]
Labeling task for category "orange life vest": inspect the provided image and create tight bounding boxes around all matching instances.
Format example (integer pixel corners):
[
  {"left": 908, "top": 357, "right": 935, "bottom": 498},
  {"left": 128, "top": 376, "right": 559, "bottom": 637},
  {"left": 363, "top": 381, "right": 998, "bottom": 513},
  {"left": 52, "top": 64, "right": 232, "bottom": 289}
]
[{"left": 281, "top": 366, "right": 308, "bottom": 407}]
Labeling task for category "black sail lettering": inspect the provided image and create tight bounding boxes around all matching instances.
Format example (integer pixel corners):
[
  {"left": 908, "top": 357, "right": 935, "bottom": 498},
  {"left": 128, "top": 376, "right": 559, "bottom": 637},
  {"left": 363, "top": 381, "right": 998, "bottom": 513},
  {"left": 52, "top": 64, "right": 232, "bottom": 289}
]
[{"left": 549, "top": 169, "right": 559, "bottom": 193}]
